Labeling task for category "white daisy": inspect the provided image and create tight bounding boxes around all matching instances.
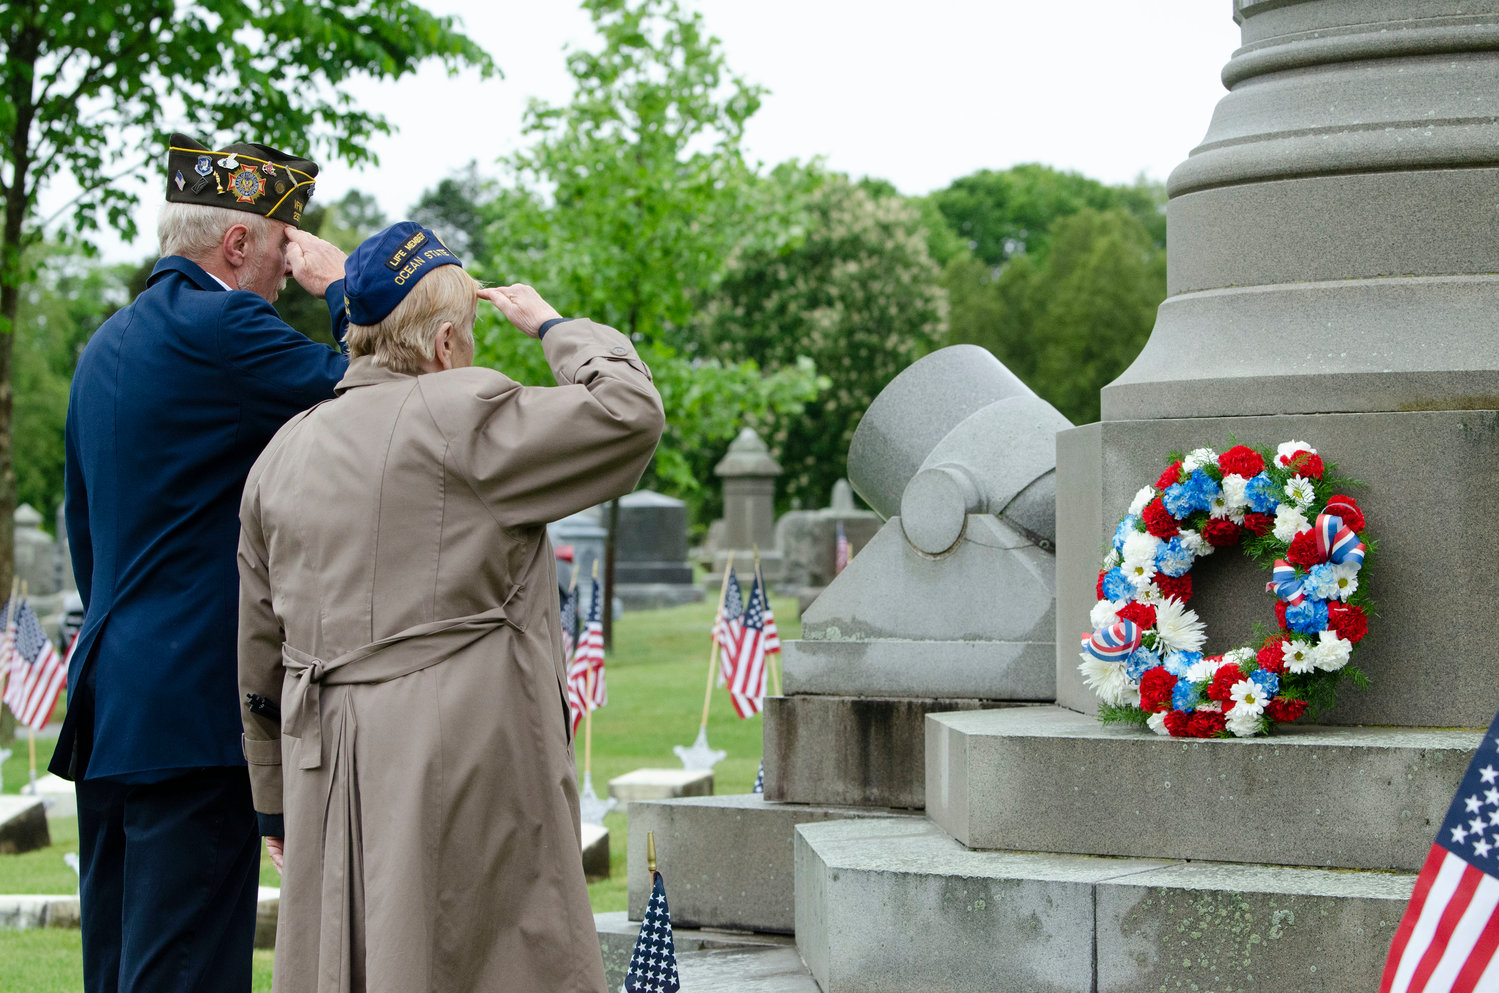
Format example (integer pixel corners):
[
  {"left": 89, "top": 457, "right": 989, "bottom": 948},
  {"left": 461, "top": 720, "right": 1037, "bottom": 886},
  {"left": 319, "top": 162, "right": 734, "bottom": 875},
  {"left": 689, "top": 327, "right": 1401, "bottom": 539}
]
[
  {"left": 1283, "top": 476, "right": 1316, "bottom": 508},
  {"left": 1178, "top": 529, "right": 1213, "bottom": 556},
  {"left": 1273, "top": 505, "right": 1311, "bottom": 543},
  {"left": 1230, "top": 678, "right": 1267, "bottom": 716},
  {"left": 1313, "top": 630, "right": 1352, "bottom": 671},
  {"left": 1128, "top": 485, "right": 1156, "bottom": 516},
  {"left": 1330, "top": 563, "right": 1360, "bottom": 601},
  {"left": 1183, "top": 447, "right": 1218, "bottom": 471},
  {"left": 1276, "top": 440, "right": 1315, "bottom": 466},
  {"left": 1226, "top": 706, "right": 1264, "bottom": 738},
  {"left": 1121, "top": 531, "right": 1161, "bottom": 587},
  {"left": 1078, "top": 654, "right": 1131, "bottom": 707},
  {"left": 1135, "top": 583, "right": 1165, "bottom": 606},
  {"left": 1281, "top": 639, "right": 1316, "bottom": 674},
  {"left": 1154, "top": 598, "right": 1207, "bottom": 652},
  {"left": 1090, "top": 599, "right": 1124, "bottom": 629},
  {"left": 1147, "top": 711, "right": 1172, "bottom": 736}
]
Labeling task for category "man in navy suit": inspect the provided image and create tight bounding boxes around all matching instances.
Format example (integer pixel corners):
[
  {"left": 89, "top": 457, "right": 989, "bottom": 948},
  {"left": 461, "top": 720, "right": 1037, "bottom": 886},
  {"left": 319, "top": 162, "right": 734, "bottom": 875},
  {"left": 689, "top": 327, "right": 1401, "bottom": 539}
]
[{"left": 56, "top": 133, "right": 351, "bottom": 993}]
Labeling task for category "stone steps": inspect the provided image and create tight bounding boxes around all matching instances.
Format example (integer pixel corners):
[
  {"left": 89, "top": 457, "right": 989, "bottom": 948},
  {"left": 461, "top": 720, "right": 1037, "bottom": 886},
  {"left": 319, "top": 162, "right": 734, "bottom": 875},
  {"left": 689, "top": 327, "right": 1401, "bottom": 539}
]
[
  {"left": 926, "top": 704, "right": 1477, "bottom": 870},
  {"left": 795, "top": 816, "right": 1413, "bottom": 993},
  {"left": 626, "top": 793, "right": 918, "bottom": 932}
]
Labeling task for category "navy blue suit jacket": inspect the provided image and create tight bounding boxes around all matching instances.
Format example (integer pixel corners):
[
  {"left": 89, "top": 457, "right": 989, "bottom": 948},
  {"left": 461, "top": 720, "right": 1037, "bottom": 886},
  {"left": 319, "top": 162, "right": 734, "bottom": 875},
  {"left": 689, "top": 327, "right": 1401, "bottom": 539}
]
[{"left": 52, "top": 257, "right": 349, "bottom": 780}]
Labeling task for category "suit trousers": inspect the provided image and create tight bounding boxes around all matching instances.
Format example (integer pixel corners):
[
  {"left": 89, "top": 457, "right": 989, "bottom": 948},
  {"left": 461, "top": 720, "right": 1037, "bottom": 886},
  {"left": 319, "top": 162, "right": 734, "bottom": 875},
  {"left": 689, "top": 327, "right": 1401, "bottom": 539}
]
[{"left": 76, "top": 767, "right": 261, "bottom": 993}]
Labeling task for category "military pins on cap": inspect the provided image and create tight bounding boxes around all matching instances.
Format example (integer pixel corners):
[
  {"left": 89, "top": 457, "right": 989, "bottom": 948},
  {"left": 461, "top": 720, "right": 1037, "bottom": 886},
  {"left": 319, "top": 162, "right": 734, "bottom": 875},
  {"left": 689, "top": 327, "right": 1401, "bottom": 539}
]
[
  {"left": 190, "top": 175, "right": 212, "bottom": 195},
  {"left": 174, "top": 170, "right": 186, "bottom": 191},
  {"left": 195, "top": 155, "right": 213, "bottom": 177},
  {"left": 217, "top": 152, "right": 240, "bottom": 169},
  {"left": 273, "top": 180, "right": 286, "bottom": 195},
  {"left": 230, "top": 164, "right": 265, "bottom": 204},
  {"left": 262, "top": 161, "right": 276, "bottom": 176}
]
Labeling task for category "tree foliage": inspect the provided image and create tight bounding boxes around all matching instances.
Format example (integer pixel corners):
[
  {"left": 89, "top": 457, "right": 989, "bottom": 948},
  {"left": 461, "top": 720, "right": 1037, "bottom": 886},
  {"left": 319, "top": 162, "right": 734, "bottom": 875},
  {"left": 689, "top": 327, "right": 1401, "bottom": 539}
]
[
  {"left": 0, "top": 0, "right": 494, "bottom": 606},
  {"left": 699, "top": 167, "right": 947, "bottom": 510}
]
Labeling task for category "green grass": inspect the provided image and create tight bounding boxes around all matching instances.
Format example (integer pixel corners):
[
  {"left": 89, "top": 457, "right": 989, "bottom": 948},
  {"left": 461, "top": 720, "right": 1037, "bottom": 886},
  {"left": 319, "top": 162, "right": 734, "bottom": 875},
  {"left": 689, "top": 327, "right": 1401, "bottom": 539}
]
[{"left": 0, "top": 596, "right": 798, "bottom": 974}]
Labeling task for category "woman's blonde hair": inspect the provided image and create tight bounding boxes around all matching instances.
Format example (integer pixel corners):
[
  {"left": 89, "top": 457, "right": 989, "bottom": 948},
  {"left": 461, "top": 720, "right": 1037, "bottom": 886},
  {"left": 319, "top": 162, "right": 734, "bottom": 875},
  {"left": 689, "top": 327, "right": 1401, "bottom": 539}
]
[{"left": 345, "top": 264, "right": 480, "bottom": 374}]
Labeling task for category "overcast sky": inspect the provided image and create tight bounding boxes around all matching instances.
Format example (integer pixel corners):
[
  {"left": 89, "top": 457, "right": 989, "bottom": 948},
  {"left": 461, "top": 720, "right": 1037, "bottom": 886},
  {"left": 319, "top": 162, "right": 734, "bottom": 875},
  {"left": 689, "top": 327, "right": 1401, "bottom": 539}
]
[{"left": 73, "top": 1, "right": 1245, "bottom": 261}]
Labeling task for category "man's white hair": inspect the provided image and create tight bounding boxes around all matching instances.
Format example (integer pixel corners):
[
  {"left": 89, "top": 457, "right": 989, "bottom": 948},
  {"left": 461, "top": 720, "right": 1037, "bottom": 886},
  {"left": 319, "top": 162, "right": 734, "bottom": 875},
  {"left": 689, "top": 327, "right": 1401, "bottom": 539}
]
[{"left": 158, "top": 202, "right": 275, "bottom": 261}]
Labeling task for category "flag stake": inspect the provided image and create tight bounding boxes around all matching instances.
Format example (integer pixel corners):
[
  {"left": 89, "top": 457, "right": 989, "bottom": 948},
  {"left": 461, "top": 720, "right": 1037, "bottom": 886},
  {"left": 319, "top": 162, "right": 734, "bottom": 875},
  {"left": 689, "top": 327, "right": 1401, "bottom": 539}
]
[
  {"left": 646, "top": 831, "right": 657, "bottom": 874},
  {"left": 698, "top": 551, "right": 735, "bottom": 729}
]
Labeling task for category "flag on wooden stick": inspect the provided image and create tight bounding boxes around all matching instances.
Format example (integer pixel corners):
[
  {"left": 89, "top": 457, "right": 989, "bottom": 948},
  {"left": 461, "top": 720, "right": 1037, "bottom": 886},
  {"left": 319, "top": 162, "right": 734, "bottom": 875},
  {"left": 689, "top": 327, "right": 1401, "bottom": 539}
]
[
  {"left": 728, "top": 577, "right": 771, "bottom": 718},
  {"left": 3, "top": 600, "right": 66, "bottom": 731},
  {"left": 625, "top": 833, "right": 680, "bottom": 993},
  {"left": 566, "top": 577, "right": 606, "bottom": 736},
  {"left": 1379, "top": 707, "right": 1499, "bottom": 993},
  {"left": 711, "top": 568, "right": 745, "bottom": 684}
]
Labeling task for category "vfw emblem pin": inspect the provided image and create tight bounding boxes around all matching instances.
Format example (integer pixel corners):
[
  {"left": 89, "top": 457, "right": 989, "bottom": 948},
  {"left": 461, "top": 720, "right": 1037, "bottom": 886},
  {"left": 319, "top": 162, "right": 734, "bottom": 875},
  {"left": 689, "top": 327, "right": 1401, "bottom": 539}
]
[{"left": 230, "top": 164, "right": 265, "bottom": 204}]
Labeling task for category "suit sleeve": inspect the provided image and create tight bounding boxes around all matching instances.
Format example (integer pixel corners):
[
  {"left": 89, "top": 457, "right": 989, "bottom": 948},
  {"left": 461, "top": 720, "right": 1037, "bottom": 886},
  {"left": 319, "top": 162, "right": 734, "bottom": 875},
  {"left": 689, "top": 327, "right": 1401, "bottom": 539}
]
[
  {"left": 430, "top": 320, "right": 666, "bottom": 528},
  {"left": 62, "top": 397, "right": 93, "bottom": 608},
  {"left": 237, "top": 468, "right": 285, "bottom": 833},
  {"left": 216, "top": 289, "right": 349, "bottom": 441}
]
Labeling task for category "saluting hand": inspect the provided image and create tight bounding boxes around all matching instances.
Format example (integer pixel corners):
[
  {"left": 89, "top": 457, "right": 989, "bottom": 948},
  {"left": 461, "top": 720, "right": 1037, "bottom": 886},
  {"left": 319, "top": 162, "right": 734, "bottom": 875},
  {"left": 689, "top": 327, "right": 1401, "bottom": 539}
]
[
  {"left": 286, "top": 229, "right": 348, "bottom": 300},
  {"left": 478, "top": 284, "right": 562, "bottom": 338}
]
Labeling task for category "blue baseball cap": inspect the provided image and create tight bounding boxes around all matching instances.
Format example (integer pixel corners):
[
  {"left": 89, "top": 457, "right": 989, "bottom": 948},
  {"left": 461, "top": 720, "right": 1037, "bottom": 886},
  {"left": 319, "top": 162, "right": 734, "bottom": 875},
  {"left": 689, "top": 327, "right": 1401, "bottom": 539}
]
[{"left": 344, "top": 221, "right": 463, "bottom": 325}]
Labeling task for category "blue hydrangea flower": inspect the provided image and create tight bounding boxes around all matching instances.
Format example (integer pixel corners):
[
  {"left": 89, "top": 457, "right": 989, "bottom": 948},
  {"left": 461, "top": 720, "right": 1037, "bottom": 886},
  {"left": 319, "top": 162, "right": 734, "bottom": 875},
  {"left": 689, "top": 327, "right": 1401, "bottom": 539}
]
[
  {"left": 1284, "top": 598, "right": 1330, "bottom": 635},
  {"left": 1172, "top": 679, "right": 1201, "bottom": 712},
  {"left": 1250, "top": 669, "right": 1280, "bottom": 697},
  {"left": 1112, "top": 517, "right": 1138, "bottom": 553},
  {"left": 1124, "top": 646, "right": 1161, "bottom": 682},
  {"left": 1185, "top": 468, "right": 1221, "bottom": 512},
  {"left": 1101, "top": 568, "right": 1133, "bottom": 602},
  {"left": 1155, "top": 537, "right": 1195, "bottom": 578},
  {"left": 1244, "top": 473, "right": 1280, "bottom": 513},
  {"left": 1164, "top": 650, "right": 1203, "bottom": 677},
  {"left": 1305, "top": 563, "right": 1339, "bottom": 600}
]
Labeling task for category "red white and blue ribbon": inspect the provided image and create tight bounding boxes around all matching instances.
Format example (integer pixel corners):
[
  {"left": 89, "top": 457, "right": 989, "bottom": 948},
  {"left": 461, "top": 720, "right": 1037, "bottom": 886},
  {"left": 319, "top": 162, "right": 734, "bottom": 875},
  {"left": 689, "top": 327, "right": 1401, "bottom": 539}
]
[
  {"left": 1265, "top": 560, "right": 1307, "bottom": 604},
  {"left": 1315, "top": 513, "right": 1365, "bottom": 568},
  {"left": 1081, "top": 619, "right": 1142, "bottom": 662}
]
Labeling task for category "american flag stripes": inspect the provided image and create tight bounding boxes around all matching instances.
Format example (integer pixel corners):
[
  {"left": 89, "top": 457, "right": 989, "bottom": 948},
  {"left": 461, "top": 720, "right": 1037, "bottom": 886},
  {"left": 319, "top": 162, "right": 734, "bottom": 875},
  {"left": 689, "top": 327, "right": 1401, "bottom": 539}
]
[
  {"left": 712, "top": 569, "right": 745, "bottom": 683},
  {"left": 565, "top": 578, "right": 606, "bottom": 737},
  {"left": 624, "top": 871, "right": 680, "bottom": 993},
  {"left": 3, "top": 600, "right": 66, "bottom": 731},
  {"left": 558, "top": 584, "right": 578, "bottom": 661},
  {"left": 761, "top": 577, "right": 781, "bottom": 657},
  {"left": 1380, "top": 708, "right": 1499, "bottom": 993},
  {"left": 728, "top": 577, "right": 771, "bottom": 719}
]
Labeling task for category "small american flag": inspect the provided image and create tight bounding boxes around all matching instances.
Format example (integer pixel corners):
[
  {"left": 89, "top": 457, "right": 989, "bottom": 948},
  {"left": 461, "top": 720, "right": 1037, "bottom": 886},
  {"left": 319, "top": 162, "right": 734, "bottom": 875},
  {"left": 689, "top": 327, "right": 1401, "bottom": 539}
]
[
  {"left": 760, "top": 576, "right": 780, "bottom": 657},
  {"left": 1380, "top": 708, "right": 1499, "bottom": 993},
  {"left": 752, "top": 760, "right": 764, "bottom": 794},
  {"left": 835, "top": 520, "right": 851, "bottom": 574},
  {"left": 565, "top": 578, "right": 606, "bottom": 737},
  {"left": 728, "top": 577, "right": 770, "bottom": 719},
  {"left": 624, "top": 871, "right": 680, "bottom": 993},
  {"left": 3, "top": 600, "right": 66, "bottom": 731},
  {"left": 712, "top": 569, "right": 745, "bottom": 684}
]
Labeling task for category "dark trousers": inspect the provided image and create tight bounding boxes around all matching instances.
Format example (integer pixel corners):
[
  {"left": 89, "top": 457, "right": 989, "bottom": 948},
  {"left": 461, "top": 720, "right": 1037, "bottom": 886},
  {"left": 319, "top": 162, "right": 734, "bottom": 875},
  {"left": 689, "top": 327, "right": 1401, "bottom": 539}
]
[{"left": 76, "top": 767, "right": 261, "bottom": 993}]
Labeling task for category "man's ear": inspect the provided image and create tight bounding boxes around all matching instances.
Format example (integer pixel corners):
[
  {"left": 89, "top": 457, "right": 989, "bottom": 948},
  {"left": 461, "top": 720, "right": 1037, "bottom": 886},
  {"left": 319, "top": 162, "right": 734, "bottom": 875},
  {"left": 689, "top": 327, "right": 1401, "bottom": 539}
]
[
  {"left": 434, "top": 321, "right": 457, "bottom": 370},
  {"left": 222, "top": 223, "right": 252, "bottom": 267}
]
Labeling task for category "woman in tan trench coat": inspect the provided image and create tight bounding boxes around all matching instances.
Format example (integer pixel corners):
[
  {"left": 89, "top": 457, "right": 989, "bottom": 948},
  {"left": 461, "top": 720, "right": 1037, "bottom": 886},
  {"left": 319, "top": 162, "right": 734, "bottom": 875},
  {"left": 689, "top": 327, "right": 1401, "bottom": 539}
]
[{"left": 237, "top": 222, "right": 664, "bottom": 993}]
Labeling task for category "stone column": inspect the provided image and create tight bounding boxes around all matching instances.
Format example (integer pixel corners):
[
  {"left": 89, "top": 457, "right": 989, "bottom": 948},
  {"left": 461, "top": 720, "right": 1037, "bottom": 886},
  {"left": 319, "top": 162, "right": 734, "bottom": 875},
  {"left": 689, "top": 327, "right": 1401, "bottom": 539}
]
[{"left": 1056, "top": 0, "right": 1499, "bottom": 729}]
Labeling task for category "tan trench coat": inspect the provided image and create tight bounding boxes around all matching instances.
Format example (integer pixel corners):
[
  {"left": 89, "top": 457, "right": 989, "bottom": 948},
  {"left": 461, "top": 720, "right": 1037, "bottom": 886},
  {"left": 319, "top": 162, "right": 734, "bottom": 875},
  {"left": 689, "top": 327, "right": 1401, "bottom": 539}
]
[{"left": 237, "top": 321, "right": 664, "bottom": 993}]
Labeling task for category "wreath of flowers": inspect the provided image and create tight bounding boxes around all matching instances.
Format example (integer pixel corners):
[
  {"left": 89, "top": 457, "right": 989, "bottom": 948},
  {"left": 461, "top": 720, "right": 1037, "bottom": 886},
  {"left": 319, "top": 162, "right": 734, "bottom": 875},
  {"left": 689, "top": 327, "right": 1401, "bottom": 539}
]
[{"left": 1079, "top": 441, "right": 1374, "bottom": 738}]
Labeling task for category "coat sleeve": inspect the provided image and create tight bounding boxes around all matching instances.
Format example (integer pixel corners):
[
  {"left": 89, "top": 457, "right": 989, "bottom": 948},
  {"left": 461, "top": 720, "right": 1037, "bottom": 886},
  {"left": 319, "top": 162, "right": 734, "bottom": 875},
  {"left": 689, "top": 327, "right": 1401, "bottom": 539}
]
[
  {"left": 216, "top": 289, "right": 349, "bottom": 442},
  {"left": 237, "top": 466, "right": 285, "bottom": 833},
  {"left": 429, "top": 320, "right": 666, "bottom": 528},
  {"left": 62, "top": 398, "right": 92, "bottom": 608}
]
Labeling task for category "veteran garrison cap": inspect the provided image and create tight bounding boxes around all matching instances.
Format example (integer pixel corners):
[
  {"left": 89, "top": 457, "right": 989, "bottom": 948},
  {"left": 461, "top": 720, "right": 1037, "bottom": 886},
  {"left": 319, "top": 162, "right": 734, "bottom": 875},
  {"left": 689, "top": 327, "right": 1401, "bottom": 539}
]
[
  {"left": 165, "top": 133, "right": 318, "bottom": 227},
  {"left": 344, "top": 221, "right": 464, "bottom": 326}
]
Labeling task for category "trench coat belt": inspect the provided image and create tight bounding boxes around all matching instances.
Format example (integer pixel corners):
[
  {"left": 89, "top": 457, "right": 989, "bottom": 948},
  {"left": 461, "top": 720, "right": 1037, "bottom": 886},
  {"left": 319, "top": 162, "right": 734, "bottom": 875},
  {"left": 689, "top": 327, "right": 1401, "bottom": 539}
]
[{"left": 281, "top": 604, "right": 511, "bottom": 770}]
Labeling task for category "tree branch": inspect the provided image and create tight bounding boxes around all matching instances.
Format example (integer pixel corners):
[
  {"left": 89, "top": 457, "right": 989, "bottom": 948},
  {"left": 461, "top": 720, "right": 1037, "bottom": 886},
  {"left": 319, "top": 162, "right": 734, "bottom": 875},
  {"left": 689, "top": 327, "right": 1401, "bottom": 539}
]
[{"left": 35, "top": 155, "right": 150, "bottom": 230}]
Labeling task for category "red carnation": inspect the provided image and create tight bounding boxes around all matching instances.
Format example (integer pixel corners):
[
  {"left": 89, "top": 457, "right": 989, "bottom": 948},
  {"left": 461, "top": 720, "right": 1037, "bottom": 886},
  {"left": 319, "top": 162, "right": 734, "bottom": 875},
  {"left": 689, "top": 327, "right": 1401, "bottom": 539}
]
[
  {"left": 1274, "top": 600, "right": 1290, "bottom": 631},
  {"left": 1285, "top": 450, "right": 1324, "bottom": 479},
  {"left": 1096, "top": 571, "right": 1107, "bottom": 600},
  {"left": 1156, "top": 461, "right": 1184, "bottom": 489},
  {"left": 1155, "top": 574, "right": 1192, "bottom": 603},
  {"left": 1139, "top": 668, "right": 1177, "bottom": 713},
  {"left": 1217, "top": 445, "right": 1265, "bottom": 478},
  {"left": 1186, "top": 711, "right": 1227, "bottom": 738},
  {"left": 1202, "top": 518, "right": 1241, "bottom": 547},
  {"left": 1207, "top": 664, "right": 1244, "bottom": 704},
  {"left": 1327, "top": 602, "right": 1368, "bottom": 643},
  {"left": 1286, "top": 529, "right": 1324, "bottom": 567},
  {"left": 1242, "top": 512, "right": 1274, "bottom": 536},
  {"left": 1163, "top": 710, "right": 1192, "bottom": 737},
  {"left": 1256, "top": 637, "right": 1286, "bottom": 673},
  {"left": 1264, "top": 697, "right": 1308, "bottom": 723},
  {"left": 1117, "top": 602, "right": 1157, "bottom": 630},
  {"left": 1142, "top": 497, "right": 1179, "bottom": 538},
  {"left": 1323, "top": 494, "right": 1365, "bottom": 532}
]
